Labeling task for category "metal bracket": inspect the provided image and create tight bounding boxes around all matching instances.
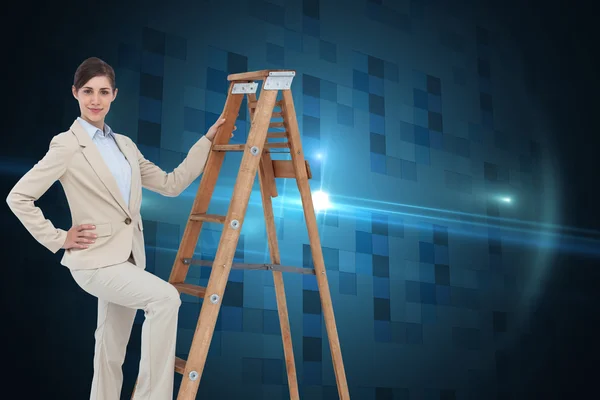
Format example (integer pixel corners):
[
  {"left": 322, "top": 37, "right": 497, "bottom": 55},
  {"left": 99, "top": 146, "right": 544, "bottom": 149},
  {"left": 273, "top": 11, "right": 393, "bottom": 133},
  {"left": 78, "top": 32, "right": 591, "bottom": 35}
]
[
  {"left": 232, "top": 82, "right": 258, "bottom": 94},
  {"left": 264, "top": 71, "right": 295, "bottom": 91}
]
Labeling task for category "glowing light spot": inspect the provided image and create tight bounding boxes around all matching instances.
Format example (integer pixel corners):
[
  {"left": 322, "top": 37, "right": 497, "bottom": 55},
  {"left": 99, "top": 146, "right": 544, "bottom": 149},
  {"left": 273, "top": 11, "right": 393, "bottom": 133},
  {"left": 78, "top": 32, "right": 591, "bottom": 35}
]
[{"left": 312, "top": 190, "right": 331, "bottom": 212}]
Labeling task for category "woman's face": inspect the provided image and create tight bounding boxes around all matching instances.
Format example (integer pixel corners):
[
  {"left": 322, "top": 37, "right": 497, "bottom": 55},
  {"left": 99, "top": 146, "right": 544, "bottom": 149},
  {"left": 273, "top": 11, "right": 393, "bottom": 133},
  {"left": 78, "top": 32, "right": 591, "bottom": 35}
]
[{"left": 72, "top": 75, "right": 118, "bottom": 126}]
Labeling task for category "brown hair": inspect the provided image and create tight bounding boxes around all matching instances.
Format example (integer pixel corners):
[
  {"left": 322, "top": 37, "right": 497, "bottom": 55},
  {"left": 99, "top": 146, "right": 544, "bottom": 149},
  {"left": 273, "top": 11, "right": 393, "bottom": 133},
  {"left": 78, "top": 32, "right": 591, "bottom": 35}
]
[{"left": 73, "top": 57, "right": 116, "bottom": 91}]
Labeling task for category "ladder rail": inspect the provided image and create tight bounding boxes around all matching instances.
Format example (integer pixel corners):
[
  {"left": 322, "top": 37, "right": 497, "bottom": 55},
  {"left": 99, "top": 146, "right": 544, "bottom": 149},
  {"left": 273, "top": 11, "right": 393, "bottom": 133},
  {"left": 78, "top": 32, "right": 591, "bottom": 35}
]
[
  {"left": 168, "top": 83, "right": 244, "bottom": 285},
  {"left": 176, "top": 84, "right": 279, "bottom": 399},
  {"left": 258, "top": 153, "right": 300, "bottom": 400},
  {"left": 248, "top": 91, "right": 279, "bottom": 198},
  {"left": 281, "top": 89, "right": 351, "bottom": 399},
  {"left": 251, "top": 90, "right": 300, "bottom": 399}
]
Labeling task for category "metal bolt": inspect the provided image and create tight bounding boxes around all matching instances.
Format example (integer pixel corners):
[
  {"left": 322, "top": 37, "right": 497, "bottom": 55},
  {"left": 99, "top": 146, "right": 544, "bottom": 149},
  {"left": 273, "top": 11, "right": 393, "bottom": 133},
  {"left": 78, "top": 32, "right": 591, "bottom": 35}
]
[
  {"left": 230, "top": 219, "right": 240, "bottom": 229},
  {"left": 250, "top": 146, "right": 260, "bottom": 156},
  {"left": 209, "top": 294, "right": 220, "bottom": 304},
  {"left": 189, "top": 371, "right": 198, "bottom": 381}
]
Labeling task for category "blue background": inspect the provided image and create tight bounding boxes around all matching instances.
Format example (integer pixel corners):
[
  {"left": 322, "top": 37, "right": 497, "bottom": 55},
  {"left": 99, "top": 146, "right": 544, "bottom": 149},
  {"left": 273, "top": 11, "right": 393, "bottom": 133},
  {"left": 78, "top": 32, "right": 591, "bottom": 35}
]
[{"left": 2, "top": 0, "right": 599, "bottom": 399}]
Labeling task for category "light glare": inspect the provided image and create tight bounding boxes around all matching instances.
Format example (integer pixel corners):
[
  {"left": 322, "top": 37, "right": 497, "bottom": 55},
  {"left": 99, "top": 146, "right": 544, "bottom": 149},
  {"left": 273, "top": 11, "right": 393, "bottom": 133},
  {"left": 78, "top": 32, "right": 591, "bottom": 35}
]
[{"left": 312, "top": 190, "right": 331, "bottom": 212}]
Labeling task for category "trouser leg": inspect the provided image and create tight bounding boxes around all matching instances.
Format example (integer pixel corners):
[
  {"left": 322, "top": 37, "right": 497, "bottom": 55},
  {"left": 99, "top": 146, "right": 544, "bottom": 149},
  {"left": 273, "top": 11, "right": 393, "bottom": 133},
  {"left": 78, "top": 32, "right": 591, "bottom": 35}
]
[
  {"left": 71, "top": 259, "right": 181, "bottom": 400},
  {"left": 89, "top": 299, "right": 136, "bottom": 400}
]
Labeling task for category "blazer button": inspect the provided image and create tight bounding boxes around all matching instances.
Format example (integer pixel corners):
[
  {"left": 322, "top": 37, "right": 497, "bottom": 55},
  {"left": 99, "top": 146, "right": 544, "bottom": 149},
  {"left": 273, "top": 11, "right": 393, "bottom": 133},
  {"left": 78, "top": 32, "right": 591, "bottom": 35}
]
[{"left": 125, "top": 217, "right": 132, "bottom": 225}]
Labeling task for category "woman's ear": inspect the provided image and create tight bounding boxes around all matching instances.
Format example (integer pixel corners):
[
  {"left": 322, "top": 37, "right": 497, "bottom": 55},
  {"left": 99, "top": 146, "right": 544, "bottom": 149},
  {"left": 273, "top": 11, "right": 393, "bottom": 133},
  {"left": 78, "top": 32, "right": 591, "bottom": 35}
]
[
  {"left": 112, "top": 87, "right": 118, "bottom": 101},
  {"left": 71, "top": 85, "right": 78, "bottom": 99}
]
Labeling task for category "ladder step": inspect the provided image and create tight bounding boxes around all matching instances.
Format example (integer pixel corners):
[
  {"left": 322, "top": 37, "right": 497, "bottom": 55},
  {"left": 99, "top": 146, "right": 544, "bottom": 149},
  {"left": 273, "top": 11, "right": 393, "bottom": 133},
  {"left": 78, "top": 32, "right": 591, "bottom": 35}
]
[
  {"left": 172, "top": 283, "right": 207, "bottom": 298},
  {"left": 213, "top": 143, "right": 289, "bottom": 152},
  {"left": 267, "top": 132, "right": 288, "bottom": 138},
  {"left": 227, "top": 69, "right": 295, "bottom": 82},
  {"left": 182, "top": 259, "right": 315, "bottom": 275},
  {"left": 174, "top": 357, "right": 186, "bottom": 374},
  {"left": 269, "top": 122, "right": 285, "bottom": 128},
  {"left": 189, "top": 213, "right": 226, "bottom": 224}
]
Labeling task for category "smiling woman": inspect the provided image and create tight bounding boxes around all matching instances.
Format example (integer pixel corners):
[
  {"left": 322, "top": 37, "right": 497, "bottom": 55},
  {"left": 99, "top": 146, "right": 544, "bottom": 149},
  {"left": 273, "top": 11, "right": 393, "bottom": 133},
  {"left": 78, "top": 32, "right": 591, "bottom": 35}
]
[
  {"left": 5, "top": 55, "right": 235, "bottom": 400},
  {"left": 72, "top": 57, "right": 118, "bottom": 129}
]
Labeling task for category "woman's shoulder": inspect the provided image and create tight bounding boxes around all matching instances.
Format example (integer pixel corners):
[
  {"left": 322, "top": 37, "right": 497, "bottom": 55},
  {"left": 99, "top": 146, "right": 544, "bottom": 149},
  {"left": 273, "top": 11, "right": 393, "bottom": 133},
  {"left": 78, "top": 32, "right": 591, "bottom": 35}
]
[
  {"left": 51, "top": 129, "right": 80, "bottom": 148},
  {"left": 42, "top": 130, "right": 81, "bottom": 161}
]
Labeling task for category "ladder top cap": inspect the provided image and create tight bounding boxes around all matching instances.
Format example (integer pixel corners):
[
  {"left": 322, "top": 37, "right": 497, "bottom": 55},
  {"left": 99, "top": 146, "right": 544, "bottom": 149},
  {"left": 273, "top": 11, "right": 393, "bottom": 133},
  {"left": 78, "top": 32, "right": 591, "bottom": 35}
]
[{"left": 227, "top": 69, "right": 296, "bottom": 81}]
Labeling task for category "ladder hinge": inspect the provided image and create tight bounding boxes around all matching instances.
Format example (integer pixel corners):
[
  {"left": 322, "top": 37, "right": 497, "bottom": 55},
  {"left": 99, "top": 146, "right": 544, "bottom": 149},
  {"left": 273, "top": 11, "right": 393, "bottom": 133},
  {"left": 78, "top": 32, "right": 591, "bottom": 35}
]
[
  {"left": 232, "top": 82, "right": 258, "bottom": 94},
  {"left": 264, "top": 71, "right": 295, "bottom": 91}
]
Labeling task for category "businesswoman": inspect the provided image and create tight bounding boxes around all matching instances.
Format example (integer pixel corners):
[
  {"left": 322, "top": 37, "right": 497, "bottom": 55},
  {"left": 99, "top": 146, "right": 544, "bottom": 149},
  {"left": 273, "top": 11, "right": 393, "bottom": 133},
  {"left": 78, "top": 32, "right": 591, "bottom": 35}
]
[{"left": 6, "top": 57, "right": 234, "bottom": 400}]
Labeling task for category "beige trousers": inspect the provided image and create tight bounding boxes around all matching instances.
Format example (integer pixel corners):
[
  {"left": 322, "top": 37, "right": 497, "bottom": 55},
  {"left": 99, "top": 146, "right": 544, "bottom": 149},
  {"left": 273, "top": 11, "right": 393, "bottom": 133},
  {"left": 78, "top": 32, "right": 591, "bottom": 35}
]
[{"left": 70, "top": 254, "right": 181, "bottom": 400}]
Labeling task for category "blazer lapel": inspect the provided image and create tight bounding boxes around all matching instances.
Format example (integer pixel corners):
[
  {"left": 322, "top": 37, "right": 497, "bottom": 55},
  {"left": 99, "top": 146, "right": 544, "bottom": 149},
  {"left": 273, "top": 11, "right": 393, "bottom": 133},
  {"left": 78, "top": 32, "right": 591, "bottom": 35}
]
[{"left": 70, "top": 120, "right": 132, "bottom": 218}]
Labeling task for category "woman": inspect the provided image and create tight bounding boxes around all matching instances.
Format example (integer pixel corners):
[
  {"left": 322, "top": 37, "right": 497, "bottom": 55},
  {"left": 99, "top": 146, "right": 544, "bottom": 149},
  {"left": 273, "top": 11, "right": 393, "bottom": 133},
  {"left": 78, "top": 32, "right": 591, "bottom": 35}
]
[{"left": 5, "top": 57, "right": 234, "bottom": 400}]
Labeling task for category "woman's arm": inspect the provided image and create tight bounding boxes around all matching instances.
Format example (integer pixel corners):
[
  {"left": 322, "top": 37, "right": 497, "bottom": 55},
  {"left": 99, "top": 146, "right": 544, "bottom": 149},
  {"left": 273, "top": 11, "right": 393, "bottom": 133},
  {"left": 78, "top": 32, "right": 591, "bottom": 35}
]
[
  {"left": 132, "top": 117, "right": 233, "bottom": 197},
  {"left": 131, "top": 135, "right": 213, "bottom": 197},
  {"left": 6, "top": 133, "right": 76, "bottom": 253}
]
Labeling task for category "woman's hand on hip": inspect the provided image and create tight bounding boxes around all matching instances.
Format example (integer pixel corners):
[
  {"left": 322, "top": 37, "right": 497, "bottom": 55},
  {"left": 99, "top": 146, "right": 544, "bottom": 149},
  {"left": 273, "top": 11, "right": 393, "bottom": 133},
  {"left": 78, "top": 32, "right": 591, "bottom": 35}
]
[{"left": 62, "top": 224, "right": 97, "bottom": 250}]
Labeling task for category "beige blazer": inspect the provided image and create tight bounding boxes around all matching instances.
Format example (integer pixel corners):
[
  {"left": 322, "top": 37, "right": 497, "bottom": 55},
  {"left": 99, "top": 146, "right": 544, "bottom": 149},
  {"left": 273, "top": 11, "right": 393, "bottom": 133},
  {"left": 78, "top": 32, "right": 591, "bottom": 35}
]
[{"left": 6, "top": 119, "right": 212, "bottom": 270}]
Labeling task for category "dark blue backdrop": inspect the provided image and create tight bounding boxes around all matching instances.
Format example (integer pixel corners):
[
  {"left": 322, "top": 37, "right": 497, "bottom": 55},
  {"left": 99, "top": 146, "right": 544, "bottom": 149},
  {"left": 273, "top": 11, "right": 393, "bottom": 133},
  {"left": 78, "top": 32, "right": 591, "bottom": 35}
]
[{"left": 2, "top": 0, "right": 599, "bottom": 399}]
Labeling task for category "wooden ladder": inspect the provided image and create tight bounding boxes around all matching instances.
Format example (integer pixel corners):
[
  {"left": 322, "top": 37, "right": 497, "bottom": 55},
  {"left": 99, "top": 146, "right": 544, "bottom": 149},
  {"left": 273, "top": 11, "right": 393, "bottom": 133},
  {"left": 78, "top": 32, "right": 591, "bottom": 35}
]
[{"left": 136, "top": 69, "right": 350, "bottom": 399}]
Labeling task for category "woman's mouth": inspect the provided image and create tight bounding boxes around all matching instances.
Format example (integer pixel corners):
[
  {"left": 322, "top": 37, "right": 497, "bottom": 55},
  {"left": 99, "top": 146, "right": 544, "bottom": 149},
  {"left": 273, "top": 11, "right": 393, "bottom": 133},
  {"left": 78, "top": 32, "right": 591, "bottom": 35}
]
[{"left": 89, "top": 108, "right": 102, "bottom": 114}]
